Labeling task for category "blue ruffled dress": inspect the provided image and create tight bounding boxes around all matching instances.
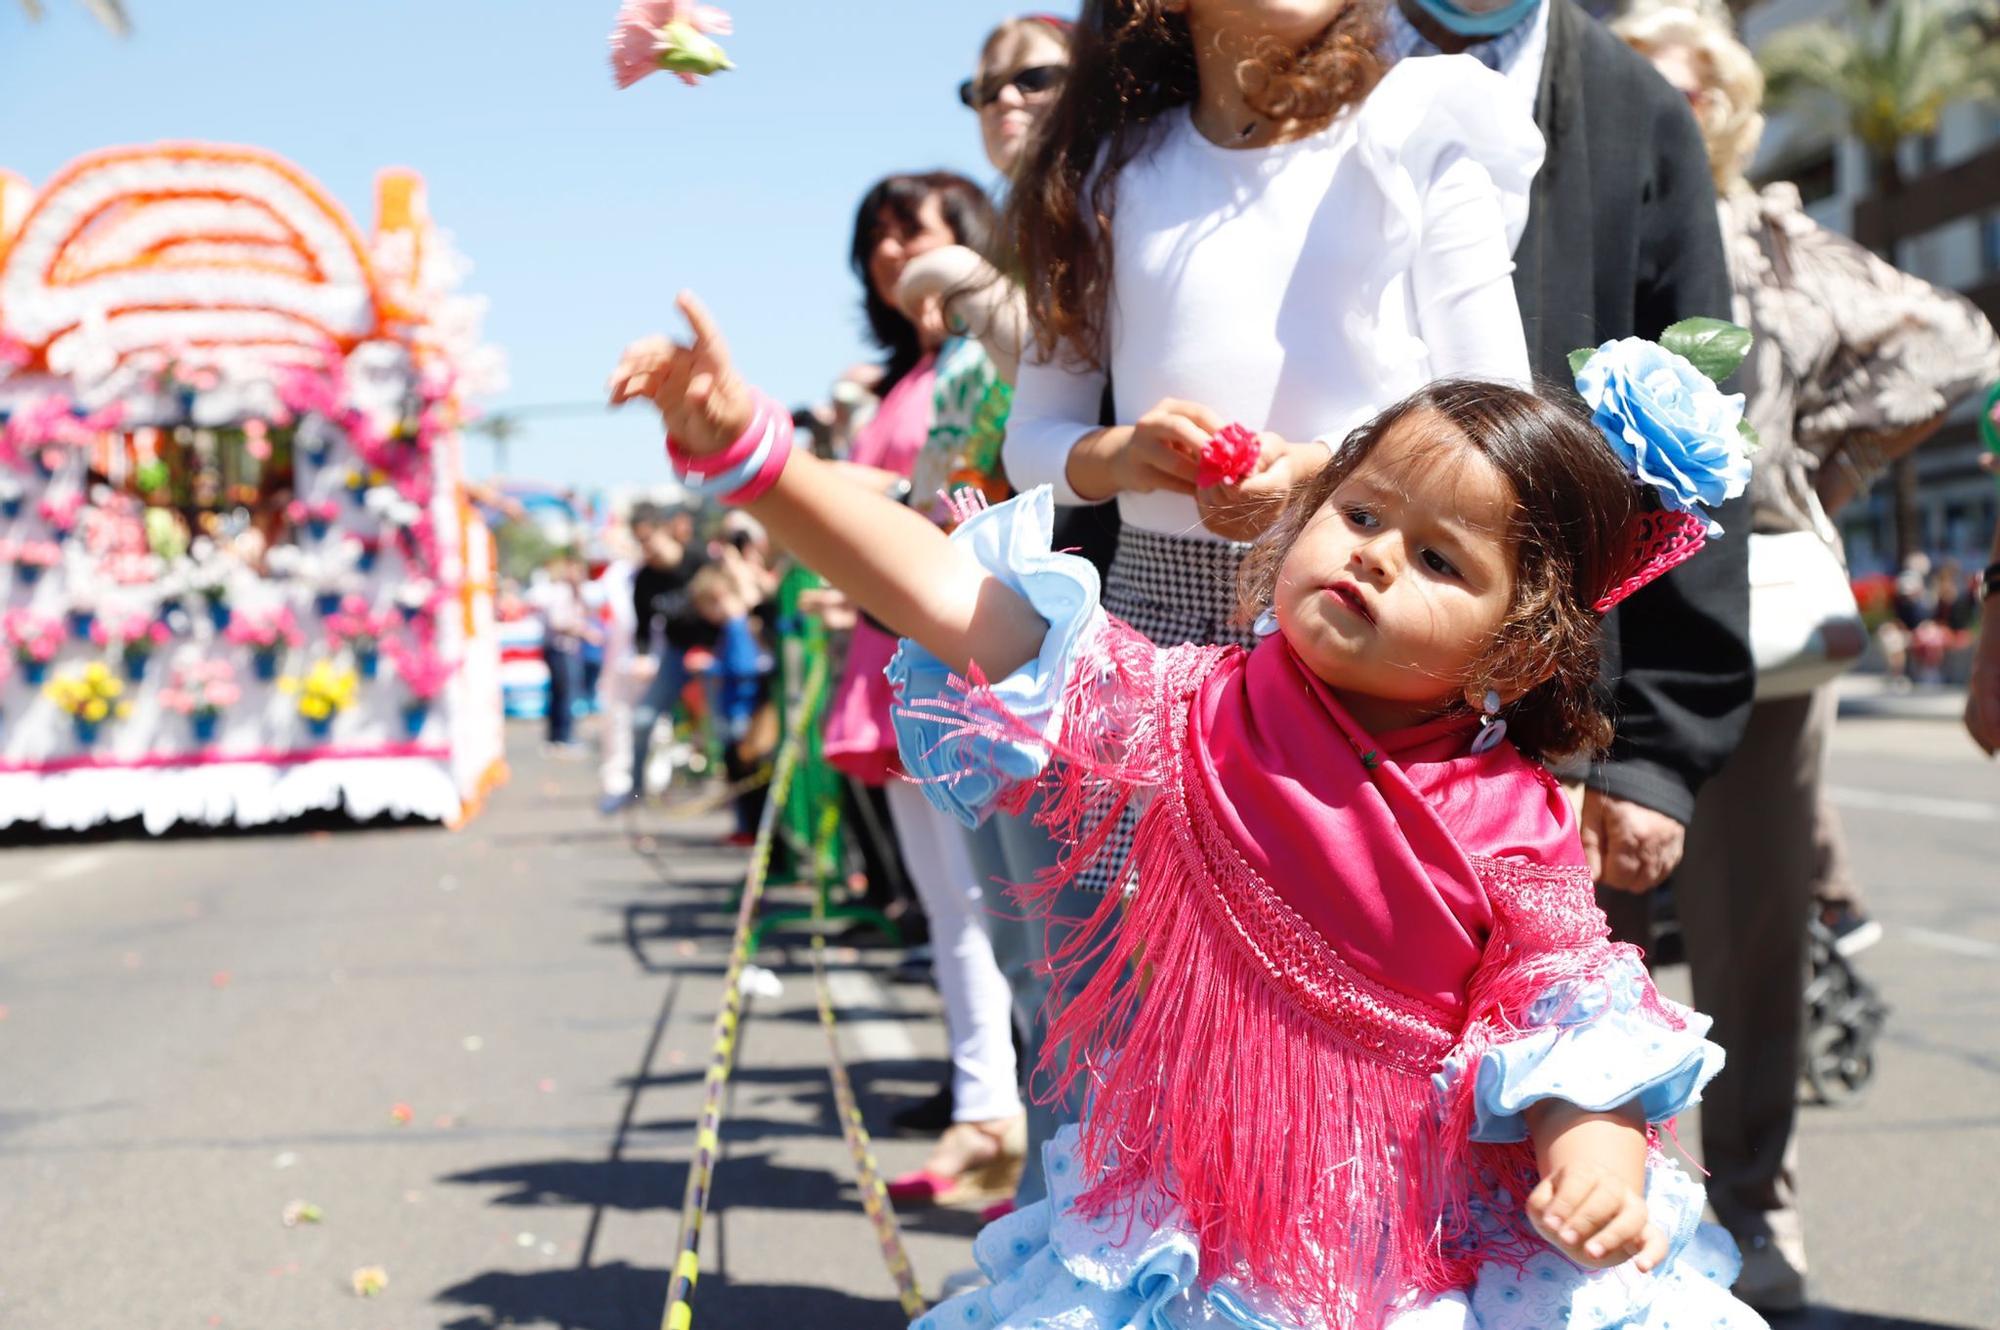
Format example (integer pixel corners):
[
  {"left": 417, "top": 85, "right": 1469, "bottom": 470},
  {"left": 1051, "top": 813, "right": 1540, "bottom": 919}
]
[{"left": 890, "top": 492, "right": 1766, "bottom": 1330}]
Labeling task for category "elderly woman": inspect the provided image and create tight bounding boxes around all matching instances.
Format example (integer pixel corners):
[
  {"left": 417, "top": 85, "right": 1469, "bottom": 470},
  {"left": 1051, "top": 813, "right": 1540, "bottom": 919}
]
[{"left": 1615, "top": 6, "right": 2000, "bottom": 1313}]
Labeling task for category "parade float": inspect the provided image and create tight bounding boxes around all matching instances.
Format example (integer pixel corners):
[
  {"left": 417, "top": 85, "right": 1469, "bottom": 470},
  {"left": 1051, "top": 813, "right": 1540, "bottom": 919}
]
[{"left": 0, "top": 143, "right": 507, "bottom": 833}]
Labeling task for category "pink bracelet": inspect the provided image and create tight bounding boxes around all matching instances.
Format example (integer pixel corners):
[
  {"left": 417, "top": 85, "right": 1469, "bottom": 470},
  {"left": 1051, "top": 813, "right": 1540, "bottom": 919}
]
[
  {"left": 722, "top": 411, "right": 794, "bottom": 505},
  {"left": 666, "top": 392, "right": 771, "bottom": 478}
]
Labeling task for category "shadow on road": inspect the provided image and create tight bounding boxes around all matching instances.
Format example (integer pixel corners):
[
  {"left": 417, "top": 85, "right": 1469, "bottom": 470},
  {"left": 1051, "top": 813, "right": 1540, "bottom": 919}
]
[
  {"left": 439, "top": 1149, "right": 852, "bottom": 1214},
  {"left": 435, "top": 1261, "right": 904, "bottom": 1330}
]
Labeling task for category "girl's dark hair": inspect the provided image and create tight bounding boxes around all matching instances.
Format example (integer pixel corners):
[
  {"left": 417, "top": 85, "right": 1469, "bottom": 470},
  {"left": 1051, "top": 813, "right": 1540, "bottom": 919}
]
[
  {"left": 849, "top": 171, "right": 997, "bottom": 392},
  {"left": 1005, "top": 0, "right": 1384, "bottom": 370},
  {"left": 1237, "top": 381, "right": 1640, "bottom": 764}
]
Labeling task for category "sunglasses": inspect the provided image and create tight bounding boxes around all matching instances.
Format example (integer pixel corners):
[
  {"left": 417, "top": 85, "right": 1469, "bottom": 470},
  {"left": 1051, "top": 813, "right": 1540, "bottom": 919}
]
[{"left": 958, "top": 64, "right": 1065, "bottom": 110}]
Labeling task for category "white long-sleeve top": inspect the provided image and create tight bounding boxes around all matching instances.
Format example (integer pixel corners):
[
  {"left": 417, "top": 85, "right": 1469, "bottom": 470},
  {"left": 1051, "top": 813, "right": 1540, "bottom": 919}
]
[{"left": 1005, "top": 55, "right": 1545, "bottom": 540}]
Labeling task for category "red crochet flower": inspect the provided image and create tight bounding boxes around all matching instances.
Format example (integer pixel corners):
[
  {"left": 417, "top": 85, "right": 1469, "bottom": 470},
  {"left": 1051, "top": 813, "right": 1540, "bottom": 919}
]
[{"left": 1196, "top": 423, "right": 1262, "bottom": 488}]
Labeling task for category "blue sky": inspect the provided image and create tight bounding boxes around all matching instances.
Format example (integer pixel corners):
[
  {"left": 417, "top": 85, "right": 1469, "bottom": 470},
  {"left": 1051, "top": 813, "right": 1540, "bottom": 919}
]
[{"left": 0, "top": 0, "right": 1033, "bottom": 490}]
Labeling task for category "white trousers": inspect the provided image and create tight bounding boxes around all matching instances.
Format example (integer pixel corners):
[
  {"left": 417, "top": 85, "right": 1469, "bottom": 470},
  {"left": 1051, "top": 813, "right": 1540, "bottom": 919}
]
[{"left": 883, "top": 779, "right": 1022, "bottom": 1123}]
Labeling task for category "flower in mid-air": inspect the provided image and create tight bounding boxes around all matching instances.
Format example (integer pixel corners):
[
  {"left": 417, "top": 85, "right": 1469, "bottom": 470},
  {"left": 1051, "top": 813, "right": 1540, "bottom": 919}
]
[{"left": 609, "top": 1, "right": 734, "bottom": 89}]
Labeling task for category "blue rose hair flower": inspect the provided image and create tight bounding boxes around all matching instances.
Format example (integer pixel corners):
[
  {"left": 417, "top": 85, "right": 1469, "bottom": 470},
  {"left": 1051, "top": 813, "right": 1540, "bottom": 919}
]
[{"left": 1574, "top": 337, "right": 1752, "bottom": 534}]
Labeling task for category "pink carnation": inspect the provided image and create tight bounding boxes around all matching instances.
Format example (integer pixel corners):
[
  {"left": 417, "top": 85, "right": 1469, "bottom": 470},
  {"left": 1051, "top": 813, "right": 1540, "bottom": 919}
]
[
  {"left": 1196, "top": 423, "right": 1264, "bottom": 489},
  {"left": 609, "top": 0, "right": 732, "bottom": 88}
]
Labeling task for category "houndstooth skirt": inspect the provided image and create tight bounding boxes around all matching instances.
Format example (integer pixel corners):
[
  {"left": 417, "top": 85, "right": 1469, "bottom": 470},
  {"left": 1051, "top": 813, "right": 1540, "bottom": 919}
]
[{"left": 1078, "top": 526, "right": 1256, "bottom": 893}]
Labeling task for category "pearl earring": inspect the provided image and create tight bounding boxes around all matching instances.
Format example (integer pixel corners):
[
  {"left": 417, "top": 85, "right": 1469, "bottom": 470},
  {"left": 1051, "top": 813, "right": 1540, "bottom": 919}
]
[
  {"left": 1252, "top": 606, "right": 1281, "bottom": 638},
  {"left": 1470, "top": 689, "right": 1508, "bottom": 755}
]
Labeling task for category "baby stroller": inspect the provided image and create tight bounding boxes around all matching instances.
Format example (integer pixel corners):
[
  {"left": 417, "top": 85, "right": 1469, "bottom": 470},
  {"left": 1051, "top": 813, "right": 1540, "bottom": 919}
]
[{"left": 1799, "top": 915, "right": 1889, "bottom": 1105}]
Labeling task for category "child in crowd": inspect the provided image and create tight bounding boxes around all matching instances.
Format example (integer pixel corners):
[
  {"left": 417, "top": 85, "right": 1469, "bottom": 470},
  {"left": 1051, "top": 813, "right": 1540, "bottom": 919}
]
[
  {"left": 689, "top": 560, "right": 773, "bottom": 844},
  {"left": 608, "top": 296, "right": 1766, "bottom": 1329}
]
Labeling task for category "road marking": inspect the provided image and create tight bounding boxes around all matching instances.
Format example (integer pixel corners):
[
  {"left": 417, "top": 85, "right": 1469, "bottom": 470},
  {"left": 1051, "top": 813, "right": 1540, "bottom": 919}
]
[
  {"left": 0, "top": 849, "right": 114, "bottom": 907},
  {"left": 1902, "top": 927, "right": 2000, "bottom": 960},
  {"left": 823, "top": 968, "right": 917, "bottom": 1065},
  {"left": 40, "top": 850, "right": 108, "bottom": 881},
  {"left": 1825, "top": 785, "right": 1999, "bottom": 823}
]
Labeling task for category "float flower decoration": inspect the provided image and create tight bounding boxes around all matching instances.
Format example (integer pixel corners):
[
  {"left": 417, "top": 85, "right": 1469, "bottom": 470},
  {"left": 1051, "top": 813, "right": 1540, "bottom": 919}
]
[
  {"left": 91, "top": 613, "right": 172, "bottom": 680},
  {"left": 13, "top": 538, "right": 61, "bottom": 584},
  {"left": 159, "top": 659, "right": 241, "bottom": 743},
  {"left": 325, "top": 595, "right": 395, "bottom": 676},
  {"left": 45, "top": 662, "right": 131, "bottom": 743},
  {"left": 279, "top": 659, "right": 359, "bottom": 737},
  {"left": 0, "top": 332, "right": 32, "bottom": 378},
  {"left": 226, "top": 606, "right": 304, "bottom": 680},
  {"left": 4, "top": 609, "right": 65, "bottom": 682},
  {"left": 37, "top": 489, "right": 86, "bottom": 535},
  {"left": 286, "top": 498, "right": 340, "bottom": 540},
  {"left": 609, "top": 0, "right": 734, "bottom": 88},
  {"left": 385, "top": 636, "right": 454, "bottom": 737}
]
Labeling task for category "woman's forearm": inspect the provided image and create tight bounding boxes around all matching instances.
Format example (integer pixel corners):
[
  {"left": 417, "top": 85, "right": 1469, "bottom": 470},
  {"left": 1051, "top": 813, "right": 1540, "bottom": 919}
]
[{"left": 744, "top": 451, "right": 1048, "bottom": 678}]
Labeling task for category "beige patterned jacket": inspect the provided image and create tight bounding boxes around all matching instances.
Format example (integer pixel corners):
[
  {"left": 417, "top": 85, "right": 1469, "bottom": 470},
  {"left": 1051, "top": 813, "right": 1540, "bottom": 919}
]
[{"left": 1720, "top": 182, "right": 2000, "bottom": 544}]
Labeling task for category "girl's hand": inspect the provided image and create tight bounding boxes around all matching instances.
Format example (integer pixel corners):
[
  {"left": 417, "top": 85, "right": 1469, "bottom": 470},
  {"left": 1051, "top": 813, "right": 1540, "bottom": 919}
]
[
  {"left": 607, "top": 291, "right": 756, "bottom": 455},
  {"left": 1527, "top": 1161, "right": 1668, "bottom": 1272},
  {"left": 1196, "top": 435, "right": 1327, "bottom": 541}
]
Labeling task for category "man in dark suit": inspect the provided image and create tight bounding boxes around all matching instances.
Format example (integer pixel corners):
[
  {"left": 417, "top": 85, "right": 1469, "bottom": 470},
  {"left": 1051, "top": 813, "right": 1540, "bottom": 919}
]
[{"left": 1390, "top": 0, "right": 1780, "bottom": 1310}]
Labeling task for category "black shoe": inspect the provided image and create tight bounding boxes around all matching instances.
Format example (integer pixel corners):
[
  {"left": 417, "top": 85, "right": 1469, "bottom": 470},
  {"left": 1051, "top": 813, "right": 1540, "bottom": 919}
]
[
  {"left": 891, "top": 1084, "right": 954, "bottom": 1136},
  {"left": 1820, "top": 904, "right": 1883, "bottom": 957}
]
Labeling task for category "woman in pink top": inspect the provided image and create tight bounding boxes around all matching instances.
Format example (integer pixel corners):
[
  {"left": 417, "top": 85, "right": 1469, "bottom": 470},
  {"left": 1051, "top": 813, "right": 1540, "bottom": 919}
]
[{"left": 819, "top": 171, "right": 1033, "bottom": 1201}]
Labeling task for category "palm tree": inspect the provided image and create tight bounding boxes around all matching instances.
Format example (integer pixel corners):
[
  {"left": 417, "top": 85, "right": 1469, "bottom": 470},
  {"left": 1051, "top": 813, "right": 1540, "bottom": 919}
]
[
  {"left": 15, "top": 0, "right": 131, "bottom": 35},
  {"left": 1760, "top": 0, "right": 2000, "bottom": 561}
]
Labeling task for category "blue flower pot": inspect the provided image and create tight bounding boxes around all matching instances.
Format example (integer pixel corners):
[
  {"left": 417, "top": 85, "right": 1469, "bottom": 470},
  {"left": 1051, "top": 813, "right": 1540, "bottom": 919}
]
[
  {"left": 191, "top": 711, "right": 219, "bottom": 744},
  {"left": 0, "top": 496, "right": 20, "bottom": 520},
  {"left": 303, "top": 442, "right": 331, "bottom": 467},
  {"left": 401, "top": 702, "right": 429, "bottom": 739},
  {"left": 305, "top": 715, "right": 334, "bottom": 741},
  {"left": 73, "top": 716, "right": 100, "bottom": 746},
  {"left": 121, "top": 650, "right": 148, "bottom": 682},
  {"left": 252, "top": 650, "right": 280, "bottom": 682},
  {"left": 347, "top": 485, "right": 367, "bottom": 508},
  {"left": 18, "top": 564, "right": 42, "bottom": 587},
  {"left": 22, "top": 659, "right": 48, "bottom": 685},
  {"left": 307, "top": 519, "right": 331, "bottom": 541},
  {"left": 397, "top": 602, "right": 421, "bottom": 625},
  {"left": 208, "top": 601, "right": 232, "bottom": 631},
  {"left": 357, "top": 649, "right": 380, "bottom": 680},
  {"left": 315, "top": 592, "right": 341, "bottom": 617},
  {"left": 67, "top": 611, "right": 94, "bottom": 640},
  {"left": 357, "top": 547, "right": 378, "bottom": 573}
]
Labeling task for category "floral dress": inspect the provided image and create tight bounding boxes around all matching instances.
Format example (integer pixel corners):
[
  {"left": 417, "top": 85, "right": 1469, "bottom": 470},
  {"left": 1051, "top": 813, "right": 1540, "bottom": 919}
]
[{"left": 887, "top": 490, "right": 1767, "bottom": 1330}]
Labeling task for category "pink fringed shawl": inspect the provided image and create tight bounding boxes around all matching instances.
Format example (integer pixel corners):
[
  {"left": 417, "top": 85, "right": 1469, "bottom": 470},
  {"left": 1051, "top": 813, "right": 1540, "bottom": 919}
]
[{"left": 988, "top": 625, "right": 1656, "bottom": 1328}]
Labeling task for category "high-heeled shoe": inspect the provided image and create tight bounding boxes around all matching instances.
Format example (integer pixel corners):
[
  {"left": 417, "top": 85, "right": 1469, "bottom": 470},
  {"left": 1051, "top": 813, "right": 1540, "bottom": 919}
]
[{"left": 885, "top": 1115, "right": 1026, "bottom": 1207}]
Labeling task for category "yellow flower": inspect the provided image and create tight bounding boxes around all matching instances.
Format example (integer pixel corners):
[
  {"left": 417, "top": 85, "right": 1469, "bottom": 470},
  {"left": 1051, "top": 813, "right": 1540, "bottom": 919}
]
[
  {"left": 83, "top": 662, "right": 110, "bottom": 685},
  {"left": 99, "top": 676, "right": 124, "bottom": 700},
  {"left": 301, "top": 698, "right": 331, "bottom": 720},
  {"left": 82, "top": 699, "right": 108, "bottom": 722}
]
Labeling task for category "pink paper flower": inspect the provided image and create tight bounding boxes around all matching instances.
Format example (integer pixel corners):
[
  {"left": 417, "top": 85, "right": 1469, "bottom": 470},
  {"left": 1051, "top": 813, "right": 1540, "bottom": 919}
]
[
  {"left": 609, "top": 0, "right": 733, "bottom": 88},
  {"left": 4, "top": 609, "right": 65, "bottom": 663},
  {"left": 225, "top": 606, "right": 304, "bottom": 651},
  {"left": 1196, "top": 423, "right": 1263, "bottom": 489}
]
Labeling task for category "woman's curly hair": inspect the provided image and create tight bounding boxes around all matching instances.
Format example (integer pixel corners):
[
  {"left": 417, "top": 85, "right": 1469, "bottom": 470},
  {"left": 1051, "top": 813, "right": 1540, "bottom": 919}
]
[
  {"left": 1236, "top": 381, "right": 1640, "bottom": 764},
  {"left": 1004, "top": 0, "right": 1384, "bottom": 370}
]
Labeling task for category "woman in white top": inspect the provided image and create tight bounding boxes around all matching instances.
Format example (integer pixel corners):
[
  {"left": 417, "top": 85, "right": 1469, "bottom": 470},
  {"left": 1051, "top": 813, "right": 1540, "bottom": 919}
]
[{"left": 1004, "top": 0, "right": 1542, "bottom": 659}]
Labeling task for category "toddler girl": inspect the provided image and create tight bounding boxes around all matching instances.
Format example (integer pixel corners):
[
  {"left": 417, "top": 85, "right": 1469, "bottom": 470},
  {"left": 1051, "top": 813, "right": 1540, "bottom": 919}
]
[{"left": 608, "top": 298, "right": 1765, "bottom": 1329}]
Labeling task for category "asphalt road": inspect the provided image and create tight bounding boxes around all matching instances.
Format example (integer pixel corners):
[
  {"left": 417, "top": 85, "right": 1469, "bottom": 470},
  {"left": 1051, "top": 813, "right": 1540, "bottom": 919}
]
[{"left": 0, "top": 697, "right": 1995, "bottom": 1330}]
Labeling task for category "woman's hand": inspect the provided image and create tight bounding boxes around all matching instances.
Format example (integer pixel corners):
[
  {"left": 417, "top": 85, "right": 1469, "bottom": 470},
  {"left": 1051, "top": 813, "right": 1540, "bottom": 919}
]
[
  {"left": 1196, "top": 436, "right": 1328, "bottom": 541},
  {"left": 1066, "top": 398, "right": 1223, "bottom": 501},
  {"left": 607, "top": 292, "right": 756, "bottom": 454}
]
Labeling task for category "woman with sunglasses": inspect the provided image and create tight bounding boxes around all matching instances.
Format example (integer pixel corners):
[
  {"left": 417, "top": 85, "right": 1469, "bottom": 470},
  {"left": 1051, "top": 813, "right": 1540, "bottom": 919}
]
[{"left": 881, "top": 15, "right": 1083, "bottom": 1218}]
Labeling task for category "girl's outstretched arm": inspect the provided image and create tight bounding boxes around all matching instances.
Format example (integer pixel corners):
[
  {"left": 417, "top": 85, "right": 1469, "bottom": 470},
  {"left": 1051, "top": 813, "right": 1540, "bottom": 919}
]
[{"left": 609, "top": 293, "right": 1049, "bottom": 681}]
